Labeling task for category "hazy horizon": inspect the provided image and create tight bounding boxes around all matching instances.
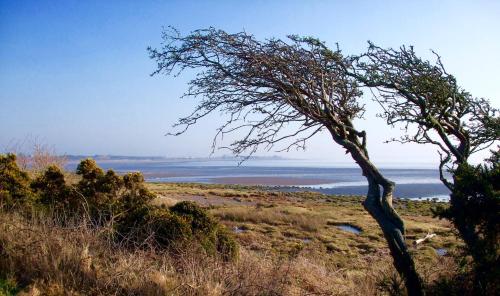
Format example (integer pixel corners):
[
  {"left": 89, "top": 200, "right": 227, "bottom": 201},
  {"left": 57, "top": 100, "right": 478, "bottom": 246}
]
[{"left": 1, "top": 0, "right": 499, "bottom": 165}]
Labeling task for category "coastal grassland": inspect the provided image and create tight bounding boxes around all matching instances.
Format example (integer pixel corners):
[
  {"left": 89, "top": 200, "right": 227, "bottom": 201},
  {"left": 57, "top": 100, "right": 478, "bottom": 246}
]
[
  {"left": 0, "top": 209, "right": 403, "bottom": 295},
  {"left": 0, "top": 182, "right": 460, "bottom": 295},
  {"left": 149, "top": 183, "right": 461, "bottom": 283}
]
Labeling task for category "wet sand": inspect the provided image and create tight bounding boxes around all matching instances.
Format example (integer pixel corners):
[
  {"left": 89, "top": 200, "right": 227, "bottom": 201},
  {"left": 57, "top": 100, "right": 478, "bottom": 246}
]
[
  {"left": 211, "top": 176, "right": 334, "bottom": 186},
  {"left": 142, "top": 172, "right": 192, "bottom": 178}
]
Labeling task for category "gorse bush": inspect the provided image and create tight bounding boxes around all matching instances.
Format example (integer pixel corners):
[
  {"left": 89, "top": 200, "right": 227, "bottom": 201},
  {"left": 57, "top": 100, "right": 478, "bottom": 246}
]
[
  {"left": 115, "top": 200, "right": 238, "bottom": 260},
  {"left": 433, "top": 149, "right": 500, "bottom": 294},
  {"left": 76, "top": 159, "right": 117, "bottom": 216},
  {"left": 171, "top": 201, "right": 217, "bottom": 235},
  {"left": 0, "top": 154, "right": 238, "bottom": 261},
  {"left": 121, "top": 172, "right": 156, "bottom": 209},
  {"left": 0, "top": 154, "right": 33, "bottom": 208},
  {"left": 170, "top": 201, "right": 238, "bottom": 260},
  {"left": 113, "top": 202, "right": 191, "bottom": 247},
  {"left": 74, "top": 160, "right": 154, "bottom": 223},
  {"left": 31, "top": 165, "right": 78, "bottom": 212},
  {"left": 215, "top": 224, "right": 239, "bottom": 261}
]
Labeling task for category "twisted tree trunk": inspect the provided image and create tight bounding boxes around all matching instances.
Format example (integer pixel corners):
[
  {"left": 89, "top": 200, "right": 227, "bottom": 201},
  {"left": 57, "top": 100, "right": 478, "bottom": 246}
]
[
  {"left": 364, "top": 176, "right": 424, "bottom": 296},
  {"left": 337, "top": 136, "right": 424, "bottom": 296}
]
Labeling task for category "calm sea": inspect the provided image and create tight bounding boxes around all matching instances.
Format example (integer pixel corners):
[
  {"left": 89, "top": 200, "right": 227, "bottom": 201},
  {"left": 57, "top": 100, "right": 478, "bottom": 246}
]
[{"left": 67, "top": 158, "right": 450, "bottom": 201}]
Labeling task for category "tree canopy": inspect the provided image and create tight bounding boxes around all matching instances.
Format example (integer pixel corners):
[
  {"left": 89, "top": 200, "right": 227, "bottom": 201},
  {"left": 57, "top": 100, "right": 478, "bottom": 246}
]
[
  {"left": 149, "top": 27, "right": 424, "bottom": 295},
  {"left": 351, "top": 43, "right": 499, "bottom": 187},
  {"left": 149, "top": 27, "right": 367, "bottom": 156}
]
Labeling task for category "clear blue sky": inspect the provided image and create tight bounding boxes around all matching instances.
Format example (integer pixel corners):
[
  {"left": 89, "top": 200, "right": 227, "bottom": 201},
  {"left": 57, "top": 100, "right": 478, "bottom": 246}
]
[{"left": 1, "top": 0, "right": 499, "bottom": 164}]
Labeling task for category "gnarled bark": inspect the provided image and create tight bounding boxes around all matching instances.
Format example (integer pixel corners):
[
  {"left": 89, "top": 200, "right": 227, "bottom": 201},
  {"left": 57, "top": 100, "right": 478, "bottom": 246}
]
[
  {"left": 333, "top": 132, "right": 424, "bottom": 296},
  {"left": 363, "top": 177, "right": 423, "bottom": 296}
]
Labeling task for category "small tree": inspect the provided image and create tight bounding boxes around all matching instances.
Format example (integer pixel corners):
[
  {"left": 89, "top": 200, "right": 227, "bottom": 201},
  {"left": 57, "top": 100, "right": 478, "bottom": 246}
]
[
  {"left": 149, "top": 28, "right": 423, "bottom": 294},
  {"left": 352, "top": 43, "right": 500, "bottom": 293}
]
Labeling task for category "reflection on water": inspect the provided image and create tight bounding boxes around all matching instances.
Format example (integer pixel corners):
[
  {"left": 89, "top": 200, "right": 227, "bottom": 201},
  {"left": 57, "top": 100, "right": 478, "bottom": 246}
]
[
  {"left": 335, "top": 224, "right": 362, "bottom": 235},
  {"left": 436, "top": 248, "right": 447, "bottom": 256},
  {"left": 233, "top": 226, "right": 246, "bottom": 234}
]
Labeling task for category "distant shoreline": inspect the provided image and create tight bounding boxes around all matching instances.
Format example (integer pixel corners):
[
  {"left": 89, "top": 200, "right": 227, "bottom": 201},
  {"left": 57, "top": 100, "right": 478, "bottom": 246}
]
[
  {"left": 64, "top": 156, "right": 438, "bottom": 170},
  {"left": 211, "top": 176, "right": 335, "bottom": 186},
  {"left": 65, "top": 158, "right": 450, "bottom": 200}
]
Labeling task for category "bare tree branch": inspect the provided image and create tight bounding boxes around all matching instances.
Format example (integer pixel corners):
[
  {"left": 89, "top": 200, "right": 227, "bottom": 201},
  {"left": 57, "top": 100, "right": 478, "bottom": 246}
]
[{"left": 351, "top": 42, "right": 499, "bottom": 177}]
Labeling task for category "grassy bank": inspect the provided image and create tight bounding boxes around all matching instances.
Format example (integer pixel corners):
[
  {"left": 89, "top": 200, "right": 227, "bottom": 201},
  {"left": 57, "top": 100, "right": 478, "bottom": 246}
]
[
  {"left": 151, "top": 183, "right": 459, "bottom": 267},
  {"left": 0, "top": 182, "right": 460, "bottom": 295}
]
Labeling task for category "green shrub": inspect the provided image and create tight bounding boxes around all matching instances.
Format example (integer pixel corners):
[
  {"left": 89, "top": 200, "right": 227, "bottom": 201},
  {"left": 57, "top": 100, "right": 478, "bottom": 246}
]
[
  {"left": 31, "top": 165, "right": 78, "bottom": 212},
  {"left": 114, "top": 205, "right": 193, "bottom": 248},
  {"left": 434, "top": 149, "right": 500, "bottom": 294},
  {"left": 215, "top": 225, "right": 239, "bottom": 261},
  {"left": 75, "top": 161, "right": 151, "bottom": 221},
  {"left": 76, "top": 158, "right": 105, "bottom": 197},
  {"left": 123, "top": 172, "right": 145, "bottom": 191},
  {"left": 147, "top": 207, "right": 193, "bottom": 246},
  {"left": 171, "top": 201, "right": 238, "bottom": 260},
  {"left": 114, "top": 195, "right": 152, "bottom": 242},
  {"left": 0, "top": 154, "right": 33, "bottom": 208},
  {"left": 99, "top": 170, "right": 123, "bottom": 196},
  {"left": 170, "top": 201, "right": 217, "bottom": 235},
  {"left": 171, "top": 201, "right": 218, "bottom": 253},
  {"left": 121, "top": 172, "right": 156, "bottom": 210},
  {"left": 115, "top": 200, "right": 239, "bottom": 260}
]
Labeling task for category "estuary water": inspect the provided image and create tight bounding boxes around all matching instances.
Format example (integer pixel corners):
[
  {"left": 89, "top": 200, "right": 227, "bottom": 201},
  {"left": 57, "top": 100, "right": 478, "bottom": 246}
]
[{"left": 67, "top": 158, "right": 450, "bottom": 201}]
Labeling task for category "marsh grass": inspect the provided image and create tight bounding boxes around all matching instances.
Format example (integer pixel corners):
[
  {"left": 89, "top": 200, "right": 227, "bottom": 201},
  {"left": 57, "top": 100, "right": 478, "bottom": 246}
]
[
  {"left": 0, "top": 209, "right": 404, "bottom": 295},
  {"left": 0, "top": 183, "right": 462, "bottom": 295},
  {"left": 212, "top": 205, "right": 324, "bottom": 232}
]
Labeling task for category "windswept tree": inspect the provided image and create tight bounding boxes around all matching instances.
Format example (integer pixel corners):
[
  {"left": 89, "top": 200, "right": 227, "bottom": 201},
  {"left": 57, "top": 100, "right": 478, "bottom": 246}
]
[
  {"left": 149, "top": 28, "right": 424, "bottom": 295},
  {"left": 351, "top": 43, "right": 500, "bottom": 293}
]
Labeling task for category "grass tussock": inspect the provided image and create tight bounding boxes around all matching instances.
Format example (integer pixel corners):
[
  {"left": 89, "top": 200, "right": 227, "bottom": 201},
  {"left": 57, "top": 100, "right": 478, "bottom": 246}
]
[{"left": 213, "top": 205, "right": 324, "bottom": 232}]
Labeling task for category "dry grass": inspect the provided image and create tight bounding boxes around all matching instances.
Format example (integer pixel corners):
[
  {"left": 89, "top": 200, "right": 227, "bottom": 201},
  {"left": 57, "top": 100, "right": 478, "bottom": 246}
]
[
  {"left": 212, "top": 205, "right": 324, "bottom": 232},
  {"left": 0, "top": 183, "right": 462, "bottom": 295},
  {"left": 0, "top": 210, "right": 396, "bottom": 295}
]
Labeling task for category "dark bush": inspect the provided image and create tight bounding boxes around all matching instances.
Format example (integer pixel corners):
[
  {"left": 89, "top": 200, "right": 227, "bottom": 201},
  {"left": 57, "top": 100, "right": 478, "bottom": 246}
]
[
  {"left": 215, "top": 225, "right": 239, "bottom": 261},
  {"left": 171, "top": 201, "right": 238, "bottom": 260},
  {"left": 30, "top": 165, "right": 79, "bottom": 212},
  {"left": 170, "top": 201, "right": 218, "bottom": 255},
  {"left": 146, "top": 207, "right": 193, "bottom": 246},
  {"left": 120, "top": 172, "right": 156, "bottom": 210},
  {"left": 99, "top": 170, "right": 123, "bottom": 196},
  {"left": 77, "top": 161, "right": 156, "bottom": 225},
  {"left": 170, "top": 201, "right": 217, "bottom": 235},
  {"left": 434, "top": 150, "right": 500, "bottom": 294},
  {"left": 114, "top": 204, "right": 194, "bottom": 250},
  {"left": 114, "top": 200, "right": 238, "bottom": 260},
  {"left": 0, "top": 154, "right": 33, "bottom": 208},
  {"left": 76, "top": 158, "right": 105, "bottom": 197}
]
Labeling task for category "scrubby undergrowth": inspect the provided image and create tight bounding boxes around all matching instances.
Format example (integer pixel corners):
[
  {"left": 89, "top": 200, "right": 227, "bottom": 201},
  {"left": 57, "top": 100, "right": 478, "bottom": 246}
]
[
  {"left": 0, "top": 154, "right": 237, "bottom": 260},
  {"left": 0, "top": 210, "right": 398, "bottom": 295}
]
